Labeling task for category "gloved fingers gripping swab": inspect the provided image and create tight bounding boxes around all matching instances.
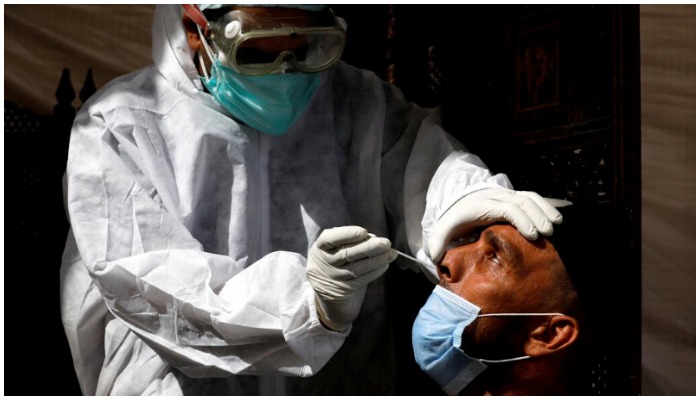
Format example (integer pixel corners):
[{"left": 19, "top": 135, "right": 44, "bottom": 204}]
[{"left": 394, "top": 249, "right": 435, "bottom": 270}]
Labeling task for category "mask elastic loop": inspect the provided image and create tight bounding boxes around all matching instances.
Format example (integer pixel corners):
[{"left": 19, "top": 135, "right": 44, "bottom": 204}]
[
  {"left": 475, "top": 355, "right": 532, "bottom": 363},
  {"left": 196, "top": 24, "right": 217, "bottom": 81},
  {"left": 478, "top": 312, "right": 565, "bottom": 318},
  {"left": 473, "top": 312, "right": 564, "bottom": 364}
]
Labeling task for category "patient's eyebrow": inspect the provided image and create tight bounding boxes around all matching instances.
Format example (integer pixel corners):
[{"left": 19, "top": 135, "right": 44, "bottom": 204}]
[{"left": 485, "top": 229, "right": 523, "bottom": 268}]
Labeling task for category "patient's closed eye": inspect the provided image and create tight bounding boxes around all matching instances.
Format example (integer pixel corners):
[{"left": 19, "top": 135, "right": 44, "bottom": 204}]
[{"left": 446, "top": 230, "right": 481, "bottom": 251}]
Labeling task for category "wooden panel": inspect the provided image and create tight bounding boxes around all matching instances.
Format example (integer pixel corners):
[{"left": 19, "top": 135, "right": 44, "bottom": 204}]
[
  {"left": 516, "top": 22, "right": 560, "bottom": 113},
  {"left": 507, "top": 7, "right": 566, "bottom": 138}
]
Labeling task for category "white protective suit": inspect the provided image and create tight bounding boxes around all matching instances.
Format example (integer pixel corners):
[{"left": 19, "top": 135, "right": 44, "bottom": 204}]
[{"left": 59, "top": 4, "right": 513, "bottom": 395}]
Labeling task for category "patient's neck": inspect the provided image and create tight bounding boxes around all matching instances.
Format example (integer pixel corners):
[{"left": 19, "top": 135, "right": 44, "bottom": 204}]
[{"left": 460, "top": 360, "right": 571, "bottom": 396}]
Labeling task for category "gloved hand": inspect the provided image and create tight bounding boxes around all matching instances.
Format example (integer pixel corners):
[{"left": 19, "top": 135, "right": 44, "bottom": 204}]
[
  {"left": 306, "top": 226, "right": 398, "bottom": 331},
  {"left": 428, "top": 188, "right": 572, "bottom": 263}
]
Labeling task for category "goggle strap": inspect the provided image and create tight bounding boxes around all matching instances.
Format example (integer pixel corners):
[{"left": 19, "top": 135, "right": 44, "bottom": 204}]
[{"left": 182, "top": 4, "right": 210, "bottom": 37}]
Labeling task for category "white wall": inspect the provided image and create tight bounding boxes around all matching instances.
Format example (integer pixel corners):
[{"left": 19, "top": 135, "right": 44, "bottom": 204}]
[
  {"left": 640, "top": 4, "right": 696, "bottom": 396},
  {"left": 4, "top": 5, "right": 154, "bottom": 114}
]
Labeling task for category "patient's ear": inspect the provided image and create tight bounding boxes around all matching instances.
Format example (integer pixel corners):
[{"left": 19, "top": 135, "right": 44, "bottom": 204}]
[
  {"left": 525, "top": 315, "right": 579, "bottom": 356},
  {"left": 182, "top": 13, "right": 202, "bottom": 52}
]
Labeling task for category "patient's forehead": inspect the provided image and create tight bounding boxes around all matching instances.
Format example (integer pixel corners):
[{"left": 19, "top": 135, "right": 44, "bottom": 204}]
[{"left": 441, "top": 224, "right": 565, "bottom": 312}]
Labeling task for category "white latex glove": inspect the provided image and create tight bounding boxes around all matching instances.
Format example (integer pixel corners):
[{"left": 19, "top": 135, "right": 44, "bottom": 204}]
[
  {"left": 428, "top": 188, "right": 572, "bottom": 263},
  {"left": 306, "top": 226, "right": 398, "bottom": 331}
]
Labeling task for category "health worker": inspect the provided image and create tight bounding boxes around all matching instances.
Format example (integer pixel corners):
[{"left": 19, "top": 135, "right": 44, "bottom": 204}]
[{"left": 60, "top": 4, "right": 564, "bottom": 395}]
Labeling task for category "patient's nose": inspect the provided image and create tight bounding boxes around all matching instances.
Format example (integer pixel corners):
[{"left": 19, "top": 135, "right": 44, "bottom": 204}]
[
  {"left": 437, "top": 248, "right": 465, "bottom": 283},
  {"left": 437, "top": 232, "right": 492, "bottom": 283}
]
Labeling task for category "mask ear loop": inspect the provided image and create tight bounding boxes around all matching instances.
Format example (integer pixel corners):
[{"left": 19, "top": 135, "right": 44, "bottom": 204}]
[
  {"left": 182, "top": 4, "right": 216, "bottom": 80},
  {"left": 196, "top": 24, "right": 217, "bottom": 81},
  {"left": 473, "top": 312, "right": 565, "bottom": 363},
  {"left": 478, "top": 312, "right": 565, "bottom": 317},
  {"left": 476, "top": 355, "right": 532, "bottom": 363}
]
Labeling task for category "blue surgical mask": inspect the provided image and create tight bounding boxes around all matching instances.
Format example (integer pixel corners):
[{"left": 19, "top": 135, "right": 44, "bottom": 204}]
[
  {"left": 412, "top": 285, "right": 563, "bottom": 395},
  {"left": 198, "top": 28, "right": 320, "bottom": 136}
]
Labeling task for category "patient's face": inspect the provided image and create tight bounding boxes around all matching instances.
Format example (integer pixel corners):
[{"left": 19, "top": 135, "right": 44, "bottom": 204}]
[
  {"left": 437, "top": 223, "right": 560, "bottom": 314},
  {"left": 438, "top": 224, "right": 568, "bottom": 359},
  {"left": 437, "top": 223, "right": 566, "bottom": 358}
]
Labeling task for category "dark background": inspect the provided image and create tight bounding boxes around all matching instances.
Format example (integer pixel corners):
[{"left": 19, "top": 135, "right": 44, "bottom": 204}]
[
  {"left": 336, "top": 5, "right": 641, "bottom": 395},
  {"left": 6, "top": 5, "right": 642, "bottom": 395}
]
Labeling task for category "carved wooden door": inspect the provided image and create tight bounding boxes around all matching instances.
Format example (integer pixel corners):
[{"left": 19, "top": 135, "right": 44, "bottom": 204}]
[{"left": 438, "top": 6, "right": 641, "bottom": 395}]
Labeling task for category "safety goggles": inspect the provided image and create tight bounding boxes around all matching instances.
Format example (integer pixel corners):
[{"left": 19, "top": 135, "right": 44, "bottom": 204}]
[{"left": 184, "top": 5, "right": 346, "bottom": 76}]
